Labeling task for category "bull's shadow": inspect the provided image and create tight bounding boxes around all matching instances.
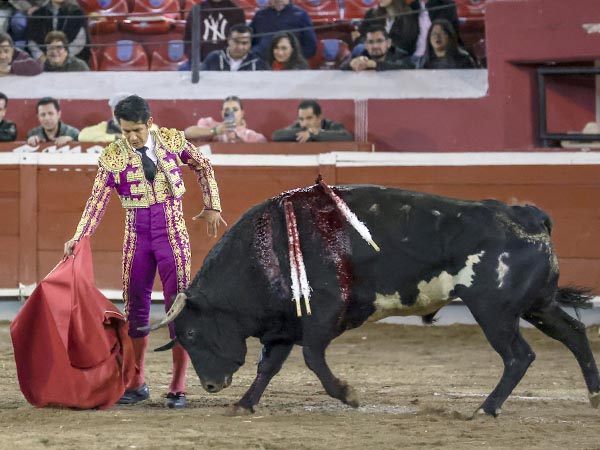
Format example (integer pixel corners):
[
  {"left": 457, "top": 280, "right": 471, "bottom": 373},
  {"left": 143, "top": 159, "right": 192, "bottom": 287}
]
[{"left": 145, "top": 181, "right": 600, "bottom": 417}]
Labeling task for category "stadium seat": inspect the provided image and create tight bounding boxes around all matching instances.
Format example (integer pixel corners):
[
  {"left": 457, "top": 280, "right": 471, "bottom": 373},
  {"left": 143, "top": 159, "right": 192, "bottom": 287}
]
[
  {"left": 309, "top": 38, "right": 349, "bottom": 69},
  {"left": 342, "top": 0, "right": 377, "bottom": 20},
  {"left": 295, "top": 0, "right": 341, "bottom": 24},
  {"left": 98, "top": 40, "right": 149, "bottom": 70},
  {"left": 119, "top": 0, "right": 179, "bottom": 34},
  {"left": 456, "top": 0, "right": 486, "bottom": 30},
  {"left": 150, "top": 40, "right": 189, "bottom": 70},
  {"left": 236, "top": 0, "right": 268, "bottom": 21},
  {"left": 81, "top": 0, "right": 130, "bottom": 35}
]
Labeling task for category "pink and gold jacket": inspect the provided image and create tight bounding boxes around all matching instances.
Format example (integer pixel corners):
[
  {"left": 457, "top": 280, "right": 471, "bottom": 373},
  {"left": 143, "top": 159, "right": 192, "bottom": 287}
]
[{"left": 72, "top": 127, "right": 221, "bottom": 241}]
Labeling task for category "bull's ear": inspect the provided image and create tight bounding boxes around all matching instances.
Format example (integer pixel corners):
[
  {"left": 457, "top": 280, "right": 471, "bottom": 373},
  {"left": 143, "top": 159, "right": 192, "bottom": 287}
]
[{"left": 154, "top": 338, "right": 178, "bottom": 352}]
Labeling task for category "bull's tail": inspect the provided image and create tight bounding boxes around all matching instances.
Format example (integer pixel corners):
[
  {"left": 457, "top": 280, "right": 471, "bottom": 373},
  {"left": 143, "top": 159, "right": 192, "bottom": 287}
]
[{"left": 555, "top": 286, "right": 594, "bottom": 309}]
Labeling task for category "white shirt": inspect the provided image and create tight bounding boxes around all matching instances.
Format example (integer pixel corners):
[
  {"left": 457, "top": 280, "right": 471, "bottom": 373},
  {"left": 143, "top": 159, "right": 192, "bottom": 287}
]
[
  {"left": 413, "top": 0, "right": 432, "bottom": 57},
  {"left": 226, "top": 50, "right": 244, "bottom": 71},
  {"left": 135, "top": 132, "right": 157, "bottom": 164}
]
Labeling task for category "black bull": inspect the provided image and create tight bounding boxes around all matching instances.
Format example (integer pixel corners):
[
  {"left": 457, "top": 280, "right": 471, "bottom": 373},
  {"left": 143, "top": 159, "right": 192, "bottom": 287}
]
[{"left": 148, "top": 183, "right": 600, "bottom": 416}]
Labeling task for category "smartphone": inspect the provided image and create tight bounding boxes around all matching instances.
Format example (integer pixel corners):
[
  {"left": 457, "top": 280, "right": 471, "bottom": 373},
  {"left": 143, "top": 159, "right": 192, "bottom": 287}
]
[{"left": 224, "top": 111, "right": 235, "bottom": 123}]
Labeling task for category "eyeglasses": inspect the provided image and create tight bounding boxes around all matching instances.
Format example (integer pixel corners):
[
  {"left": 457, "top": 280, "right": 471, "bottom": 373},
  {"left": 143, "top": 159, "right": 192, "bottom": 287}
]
[
  {"left": 47, "top": 45, "right": 66, "bottom": 52},
  {"left": 365, "top": 38, "right": 387, "bottom": 45}
]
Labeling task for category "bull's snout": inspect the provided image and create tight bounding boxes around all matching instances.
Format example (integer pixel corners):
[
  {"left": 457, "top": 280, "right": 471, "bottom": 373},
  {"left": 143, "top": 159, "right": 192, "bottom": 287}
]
[{"left": 202, "top": 375, "right": 232, "bottom": 393}]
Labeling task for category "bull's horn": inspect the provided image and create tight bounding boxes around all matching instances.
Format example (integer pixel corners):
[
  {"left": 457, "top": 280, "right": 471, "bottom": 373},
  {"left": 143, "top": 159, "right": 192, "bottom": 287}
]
[
  {"left": 154, "top": 338, "right": 178, "bottom": 352},
  {"left": 137, "top": 292, "right": 187, "bottom": 332}
]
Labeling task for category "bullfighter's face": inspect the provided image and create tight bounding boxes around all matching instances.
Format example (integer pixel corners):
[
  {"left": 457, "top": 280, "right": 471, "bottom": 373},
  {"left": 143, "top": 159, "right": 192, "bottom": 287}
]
[
  {"left": 174, "top": 305, "right": 246, "bottom": 393},
  {"left": 119, "top": 117, "right": 153, "bottom": 150}
]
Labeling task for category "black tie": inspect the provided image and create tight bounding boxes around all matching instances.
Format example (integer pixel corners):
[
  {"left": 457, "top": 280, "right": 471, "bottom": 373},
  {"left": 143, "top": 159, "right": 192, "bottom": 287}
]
[{"left": 138, "top": 146, "right": 156, "bottom": 183}]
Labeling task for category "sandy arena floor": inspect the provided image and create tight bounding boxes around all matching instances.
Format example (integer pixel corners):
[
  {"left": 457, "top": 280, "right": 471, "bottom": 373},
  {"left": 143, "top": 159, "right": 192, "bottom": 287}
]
[{"left": 1, "top": 321, "right": 600, "bottom": 450}]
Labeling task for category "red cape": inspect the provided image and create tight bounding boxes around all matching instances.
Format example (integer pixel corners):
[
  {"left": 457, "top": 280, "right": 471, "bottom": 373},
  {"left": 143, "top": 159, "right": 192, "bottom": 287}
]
[{"left": 10, "top": 237, "right": 135, "bottom": 409}]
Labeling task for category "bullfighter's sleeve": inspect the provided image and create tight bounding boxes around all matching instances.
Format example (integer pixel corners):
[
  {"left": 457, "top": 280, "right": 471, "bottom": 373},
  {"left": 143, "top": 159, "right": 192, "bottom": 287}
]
[
  {"left": 179, "top": 140, "right": 222, "bottom": 212},
  {"left": 71, "top": 166, "right": 114, "bottom": 241}
]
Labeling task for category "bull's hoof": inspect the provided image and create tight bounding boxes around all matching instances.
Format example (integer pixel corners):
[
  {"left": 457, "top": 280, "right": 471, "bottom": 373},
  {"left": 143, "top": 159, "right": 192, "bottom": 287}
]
[
  {"left": 470, "top": 407, "right": 501, "bottom": 419},
  {"left": 225, "top": 403, "right": 254, "bottom": 416},
  {"left": 341, "top": 383, "right": 360, "bottom": 408},
  {"left": 589, "top": 391, "right": 600, "bottom": 408}
]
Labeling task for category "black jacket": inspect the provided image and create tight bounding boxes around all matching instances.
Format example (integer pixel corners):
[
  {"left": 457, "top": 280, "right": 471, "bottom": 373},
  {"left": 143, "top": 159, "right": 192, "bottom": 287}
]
[
  {"left": 201, "top": 49, "right": 269, "bottom": 71},
  {"left": 28, "top": 3, "right": 90, "bottom": 62},
  {"left": 410, "top": 0, "right": 460, "bottom": 36},
  {"left": 357, "top": 8, "right": 420, "bottom": 55},
  {"left": 340, "top": 45, "right": 415, "bottom": 71},
  {"left": 272, "top": 118, "right": 353, "bottom": 142},
  {"left": 0, "top": 120, "right": 17, "bottom": 142}
]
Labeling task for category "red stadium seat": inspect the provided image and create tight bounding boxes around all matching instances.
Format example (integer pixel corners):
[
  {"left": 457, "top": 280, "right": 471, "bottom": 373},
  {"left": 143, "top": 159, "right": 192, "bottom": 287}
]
[
  {"left": 81, "top": 0, "right": 129, "bottom": 35},
  {"left": 98, "top": 40, "right": 149, "bottom": 70},
  {"left": 119, "top": 0, "right": 179, "bottom": 34},
  {"left": 309, "top": 38, "right": 349, "bottom": 69},
  {"left": 295, "top": 0, "right": 341, "bottom": 24},
  {"left": 150, "top": 40, "right": 188, "bottom": 70},
  {"left": 342, "top": 0, "right": 377, "bottom": 20},
  {"left": 236, "top": 0, "right": 268, "bottom": 21}
]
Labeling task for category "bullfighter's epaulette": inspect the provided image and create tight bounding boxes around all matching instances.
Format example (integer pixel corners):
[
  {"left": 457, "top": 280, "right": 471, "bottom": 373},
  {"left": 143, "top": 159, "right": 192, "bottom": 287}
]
[
  {"left": 98, "top": 141, "right": 128, "bottom": 173},
  {"left": 156, "top": 127, "right": 186, "bottom": 153}
]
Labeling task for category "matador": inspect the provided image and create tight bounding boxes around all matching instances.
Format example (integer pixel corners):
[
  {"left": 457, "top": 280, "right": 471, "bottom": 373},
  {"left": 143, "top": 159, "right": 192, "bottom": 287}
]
[{"left": 64, "top": 95, "right": 226, "bottom": 409}]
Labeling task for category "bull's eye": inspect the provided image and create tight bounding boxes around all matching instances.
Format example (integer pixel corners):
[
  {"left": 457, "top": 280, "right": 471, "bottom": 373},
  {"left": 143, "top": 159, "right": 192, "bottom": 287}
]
[{"left": 186, "top": 329, "right": 196, "bottom": 338}]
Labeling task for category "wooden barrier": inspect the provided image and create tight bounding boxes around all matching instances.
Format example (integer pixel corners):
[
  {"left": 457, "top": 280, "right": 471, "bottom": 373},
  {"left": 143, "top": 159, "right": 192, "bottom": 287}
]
[{"left": 2, "top": 142, "right": 599, "bottom": 295}]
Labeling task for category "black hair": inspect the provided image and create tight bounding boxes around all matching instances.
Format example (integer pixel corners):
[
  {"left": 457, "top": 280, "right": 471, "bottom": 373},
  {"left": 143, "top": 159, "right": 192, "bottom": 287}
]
[
  {"left": 267, "top": 31, "right": 309, "bottom": 70},
  {"left": 366, "top": 26, "right": 390, "bottom": 39},
  {"left": 37, "top": 97, "right": 60, "bottom": 113},
  {"left": 298, "top": 99, "right": 321, "bottom": 116},
  {"left": 0, "top": 92, "right": 7, "bottom": 105},
  {"left": 228, "top": 24, "right": 252, "bottom": 37},
  {"left": 114, "top": 95, "right": 151, "bottom": 123}
]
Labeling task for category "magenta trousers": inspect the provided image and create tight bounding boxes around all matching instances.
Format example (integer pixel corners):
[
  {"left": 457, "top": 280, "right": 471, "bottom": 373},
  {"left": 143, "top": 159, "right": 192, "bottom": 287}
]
[{"left": 122, "top": 199, "right": 191, "bottom": 339}]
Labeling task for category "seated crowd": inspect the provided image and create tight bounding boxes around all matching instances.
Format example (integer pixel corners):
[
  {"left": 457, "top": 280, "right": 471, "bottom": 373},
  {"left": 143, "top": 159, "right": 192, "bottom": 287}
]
[
  {"left": 0, "top": 92, "right": 354, "bottom": 144},
  {"left": 0, "top": 0, "right": 479, "bottom": 76}
]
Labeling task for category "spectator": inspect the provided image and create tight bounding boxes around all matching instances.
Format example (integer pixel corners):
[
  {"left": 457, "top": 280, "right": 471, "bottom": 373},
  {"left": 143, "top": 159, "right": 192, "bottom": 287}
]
[
  {"left": 26, "top": 97, "right": 80, "bottom": 146},
  {"left": 272, "top": 99, "right": 353, "bottom": 142},
  {"left": 410, "top": 0, "right": 460, "bottom": 66},
  {"left": 183, "top": 0, "right": 246, "bottom": 62},
  {"left": 353, "top": 0, "right": 419, "bottom": 56},
  {"left": 27, "top": 0, "right": 90, "bottom": 63},
  {"left": 0, "top": 0, "right": 46, "bottom": 47},
  {"left": 267, "top": 31, "right": 309, "bottom": 70},
  {"left": 0, "top": 31, "right": 41, "bottom": 75},
  {"left": 43, "top": 30, "right": 89, "bottom": 72},
  {"left": 422, "top": 19, "right": 475, "bottom": 69},
  {"left": 0, "top": 92, "right": 17, "bottom": 142},
  {"left": 250, "top": 0, "right": 317, "bottom": 60},
  {"left": 341, "top": 26, "right": 414, "bottom": 71},
  {"left": 185, "top": 96, "right": 267, "bottom": 143},
  {"left": 201, "top": 24, "right": 269, "bottom": 71},
  {"left": 78, "top": 92, "right": 137, "bottom": 143}
]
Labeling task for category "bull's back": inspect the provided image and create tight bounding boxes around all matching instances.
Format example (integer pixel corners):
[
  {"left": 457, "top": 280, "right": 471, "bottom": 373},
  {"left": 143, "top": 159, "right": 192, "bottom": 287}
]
[{"left": 332, "top": 186, "right": 556, "bottom": 328}]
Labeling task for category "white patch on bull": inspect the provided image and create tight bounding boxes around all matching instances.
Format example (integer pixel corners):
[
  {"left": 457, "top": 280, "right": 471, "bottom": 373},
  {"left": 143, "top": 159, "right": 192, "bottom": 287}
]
[
  {"left": 369, "top": 251, "right": 485, "bottom": 322},
  {"left": 369, "top": 203, "right": 380, "bottom": 214},
  {"left": 497, "top": 252, "right": 509, "bottom": 288},
  {"left": 431, "top": 210, "right": 441, "bottom": 216}
]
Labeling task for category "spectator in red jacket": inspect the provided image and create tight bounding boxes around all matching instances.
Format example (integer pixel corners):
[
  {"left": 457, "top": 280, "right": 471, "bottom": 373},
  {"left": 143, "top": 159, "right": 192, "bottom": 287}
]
[{"left": 0, "top": 31, "right": 42, "bottom": 76}]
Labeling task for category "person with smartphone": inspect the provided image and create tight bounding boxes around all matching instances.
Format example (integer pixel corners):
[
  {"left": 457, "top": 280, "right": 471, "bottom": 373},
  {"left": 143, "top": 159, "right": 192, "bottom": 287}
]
[{"left": 184, "top": 95, "right": 267, "bottom": 143}]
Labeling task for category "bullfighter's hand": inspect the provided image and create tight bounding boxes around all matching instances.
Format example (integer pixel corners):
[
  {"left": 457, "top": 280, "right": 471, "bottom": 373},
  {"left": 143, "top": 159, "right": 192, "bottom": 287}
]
[
  {"left": 193, "top": 209, "right": 228, "bottom": 237},
  {"left": 63, "top": 239, "right": 77, "bottom": 258}
]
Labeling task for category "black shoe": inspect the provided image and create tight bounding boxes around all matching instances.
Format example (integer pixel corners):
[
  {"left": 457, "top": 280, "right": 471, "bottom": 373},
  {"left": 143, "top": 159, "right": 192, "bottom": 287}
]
[
  {"left": 165, "top": 392, "right": 186, "bottom": 409},
  {"left": 118, "top": 383, "right": 149, "bottom": 404}
]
